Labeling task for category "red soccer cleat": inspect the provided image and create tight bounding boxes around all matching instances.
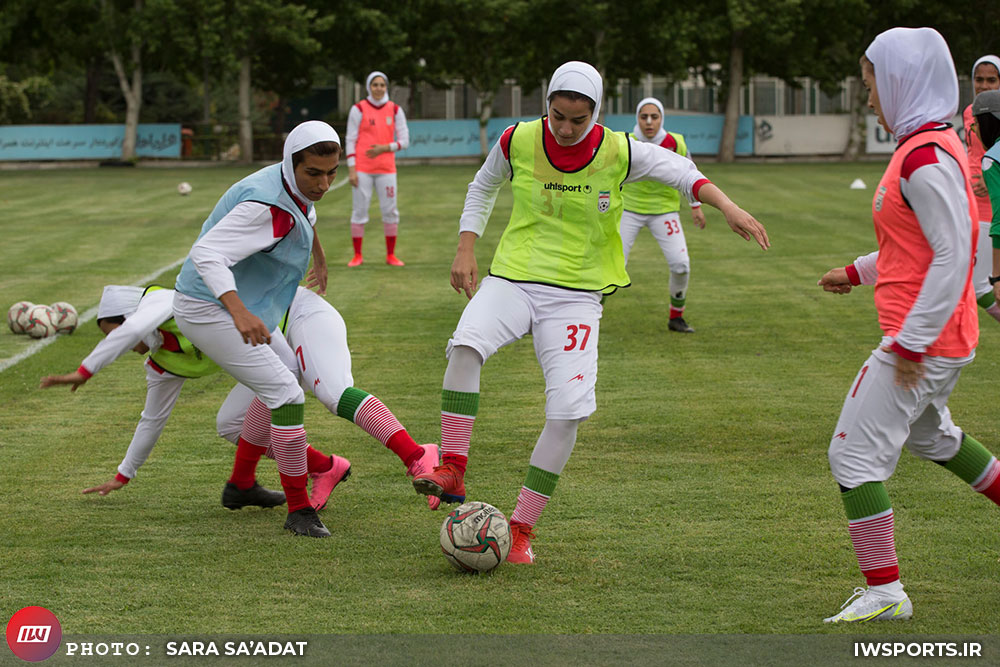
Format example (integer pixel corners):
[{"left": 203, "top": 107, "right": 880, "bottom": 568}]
[
  {"left": 385, "top": 254, "right": 405, "bottom": 266},
  {"left": 347, "top": 254, "right": 364, "bottom": 267},
  {"left": 412, "top": 462, "right": 465, "bottom": 505},
  {"left": 507, "top": 521, "right": 536, "bottom": 564}
]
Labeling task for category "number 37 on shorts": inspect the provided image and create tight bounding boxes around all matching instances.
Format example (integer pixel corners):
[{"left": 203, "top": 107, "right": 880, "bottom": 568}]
[{"left": 564, "top": 324, "right": 592, "bottom": 351}]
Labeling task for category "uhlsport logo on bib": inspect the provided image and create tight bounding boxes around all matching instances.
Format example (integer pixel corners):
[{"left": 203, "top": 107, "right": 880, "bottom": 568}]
[
  {"left": 6, "top": 606, "right": 62, "bottom": 662},
  {"left": 597, "top": 191, "right": 610, "bottom": 212}
]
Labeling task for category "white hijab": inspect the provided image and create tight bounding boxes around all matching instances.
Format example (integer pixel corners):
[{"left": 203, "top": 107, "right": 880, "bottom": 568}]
[
  {"left": 632, "top": 97, "right": 666, "bottom": 144},
  {"left": 281, "top": 120, "right": 341, "bottom": 207},
  {"left": 546, "top": 61, "right": 603, "bottom": 146},
  {"left": 972, "top": 55, "right": 1000, "bottom": 88},
  {"left": 366, "top": 71, "right": 389, "bottom": 106},
  {"left": 97, "top": 285, "right": 143, "bottom": 319},
  {"left": 865, "top": 27, "right": 958, "bottom": 139}
]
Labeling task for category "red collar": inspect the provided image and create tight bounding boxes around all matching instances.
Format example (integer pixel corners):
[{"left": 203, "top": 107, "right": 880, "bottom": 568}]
[
  {"left": 281, "top": 175, "right": 308, "bottom": 215},
  {"left": 540, "top": 119, "right": 604, "bottom": 172}
]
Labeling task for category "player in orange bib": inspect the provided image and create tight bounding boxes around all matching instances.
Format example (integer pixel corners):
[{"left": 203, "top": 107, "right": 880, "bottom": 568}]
[
  {"left": 818, "top": 28, "right": 1000, "bottom": 623},
  {"left": 345, "top": 71, "right": 410, "bottom": 266}
]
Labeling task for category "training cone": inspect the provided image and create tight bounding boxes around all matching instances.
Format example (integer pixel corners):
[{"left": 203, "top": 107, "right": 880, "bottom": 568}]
[{"left": 849, "top": 178, "right": 866, "bottom": 190}]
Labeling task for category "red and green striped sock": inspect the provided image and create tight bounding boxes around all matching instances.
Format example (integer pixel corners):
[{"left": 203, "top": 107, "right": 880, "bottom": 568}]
[
  {"left": 337, "top": 387, "right": 421, "bottom": 467},
  {"left": 943, "top": 434, "right": 1000, "bottom": 505},
  {"left": 510, "top": 465, "right": 559, "bottom": 528},
  {"left": 841, "top": 482, "right": 899, "bottom": 586},
  {"left": 441, "top": 389, "right": 478, "bottom": 473}
]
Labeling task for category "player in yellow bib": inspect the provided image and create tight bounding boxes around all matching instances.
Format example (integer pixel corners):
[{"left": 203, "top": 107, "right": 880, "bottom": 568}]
[
  {"left": 621, "top": 97, "right": 707, "bottom": 333},
  {"left": 413, "top": 61, "right": 769, "bottom": 564}
]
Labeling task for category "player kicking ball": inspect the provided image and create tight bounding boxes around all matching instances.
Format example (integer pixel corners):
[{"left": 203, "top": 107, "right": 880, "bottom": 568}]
[
  {"left": 412, "top": 61, "right": 767, "bottom": 564},
  {"left": 818, "top": 28, "right": 1000, "bottom": 623}
]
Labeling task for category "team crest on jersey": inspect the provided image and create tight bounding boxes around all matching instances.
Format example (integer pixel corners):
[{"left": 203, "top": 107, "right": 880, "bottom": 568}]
[
  {"left": 875, "top": 185, "right": 887, "bottom": 212},
  {"left": 597, "top": 191, "right": 610, "bottom": 212},
  {"left": 386, "top": 116, "right": 393, "bottom": 125}
]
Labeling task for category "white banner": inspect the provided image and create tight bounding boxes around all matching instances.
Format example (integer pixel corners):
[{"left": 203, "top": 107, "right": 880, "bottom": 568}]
[{"left": 865, "top": 114, "right": 966, "bottom": 154}]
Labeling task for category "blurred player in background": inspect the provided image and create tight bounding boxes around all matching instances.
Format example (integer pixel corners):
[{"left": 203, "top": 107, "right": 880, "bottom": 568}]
[
  {"left": 413, "top": 61, "right": 768, "bottom": 564},
  {"left": 40, "top": 286, "right": 437, "bottom": 510},
  {"left": 345, "top": 71, "right": 410, "bottom": 267},
  {"left": 620, "top": 97, "right": 706, "bottom": 333},
  {"left": 962, "top": 56, "right": 1000, "bottom": 322},
  {"left": 818, "top": 28, "right": 1000, "bottom": 623}
]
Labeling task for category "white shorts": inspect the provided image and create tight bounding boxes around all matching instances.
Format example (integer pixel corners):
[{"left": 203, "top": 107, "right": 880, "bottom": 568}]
[
  {"left": 973, "top": 220, "right": 991, "bottom": 299},
  {"left": 447, "top": 276, "right": 602, "bottom": 420},
  {"left": 619, "top": 209, "right": 690, "bottom": 274},
  {"left": 172, "top": 292, "right": 304, "bottom": 410},
  {"left": 828, "top": 338, "right": 972, "bottom": 488},
  {"left": 215, "top": 289, "right": 355, "bottom": 439},
  {"left": 351, "top": 172, "right": 399, "bottom": 224}
]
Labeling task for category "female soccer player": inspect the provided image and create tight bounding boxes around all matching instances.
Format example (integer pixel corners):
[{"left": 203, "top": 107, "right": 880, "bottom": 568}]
[
  {"left": 345, "top": 71, "right": 410, "bottom": 266},
  {"left": 412, "top": 61, "right": 768, "bottom": 564},
  {"left": 818, "top": 28, "right": 1000, "bottom": 623},
  {"left": 172, "top": 120, "right": 341, "bottom": 537},
  {"left": 620, "top": 97, "right": 707, "bottom": 333},
  {"left": 962, "top": 56, "right": 1000, "bottom": 321}
]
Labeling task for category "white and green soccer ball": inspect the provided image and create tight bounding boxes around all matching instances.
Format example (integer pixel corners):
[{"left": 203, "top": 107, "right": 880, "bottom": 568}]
[
  {"left": 24, "top": 304, "right": 57, "bottom": 339},
  {"left": 49, "top": 302, "right": 78, "bottom": 334},
  {"left": 7, "top": 301, "right": 34, "bottom": 334},
  {"left": 440, "top": 501, "right": 512, "bottom": 573}
]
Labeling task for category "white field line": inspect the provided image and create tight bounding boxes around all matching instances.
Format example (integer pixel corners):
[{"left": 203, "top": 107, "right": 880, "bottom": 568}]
[{"left": 0, "top": 176, "right": 349, "bottom": 374}]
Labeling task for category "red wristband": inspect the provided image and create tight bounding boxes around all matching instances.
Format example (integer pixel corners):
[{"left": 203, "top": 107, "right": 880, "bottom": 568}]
[
  {"left": 890, "top": 341, "right": 923, "bottom": 363},
  {"left": 115, "top": 473, "right": 131, "bottom": 485},
  {"left": 77, "top": 364, "right": 94, "bottom": 379},
  {"left": 844, "top": 264, "right": 861, "bottom": 286}
]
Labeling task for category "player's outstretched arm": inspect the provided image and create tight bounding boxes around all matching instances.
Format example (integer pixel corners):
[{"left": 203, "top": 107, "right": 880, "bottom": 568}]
[
  {"left": 696, "top": 183, "right": 769, "bottom": 249},
  {"left": 39, "top": 371, "right": 89, "bottom": 391},
  {"left": 818, "top": 267, "right": 854, "bottom": 294},
  {"left": 82, "top": 477, "right": 126, "bottom": 496},
  {"left": 451, "top": 231, "right": 479, "bottom": 299},
  {"left": 305, "top": 229, "right": 328, "bottom": 295}
]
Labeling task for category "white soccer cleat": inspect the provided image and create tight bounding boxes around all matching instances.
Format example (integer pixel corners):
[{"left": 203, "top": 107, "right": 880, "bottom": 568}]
[{"left": 823, "top": 586, "right": 912, "bottom": 623}]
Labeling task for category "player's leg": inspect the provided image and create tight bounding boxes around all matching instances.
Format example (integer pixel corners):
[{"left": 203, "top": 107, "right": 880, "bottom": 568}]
[
  {"left": 618, "top": 209, "right": 644, "bottom": 264},
  {"left": 504, "top": 285, "right": 602, "bottom": 563},
  {"left": 905, "top": 359, "right": 1000, "bottom": 505},
  {"left": 648, "top": 211, "right": 693, "bottom": 333},
  {"left": 413, "top": 276, "right": 533, "bottom": 506},
  {"left": 973, "top": 221, "right": 1000, "bottom": 322},
  {"left": 174, "top": 295, "right": 328, "bottom": 537},
  {"left": 349, "top": 172, "right": 375, "bottom": 266},
  {"left": 376, "top": 173, "right": 404, "bottom": 266},
  {"left": 825, "top": 347, "right": 918, "bottom": 622}
]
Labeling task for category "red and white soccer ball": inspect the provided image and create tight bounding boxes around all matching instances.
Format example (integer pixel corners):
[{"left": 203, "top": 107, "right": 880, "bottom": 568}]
[
  {"left": 49, "top": 302, "right": 78, "bottom": 334},
  {"left": 7, "top": 301, "right": 35, "bottom": 334},
  {"left": 24, "top": 305, "right": 57, "bottom": 339},
  {"left": 440, "top": 501, "right": 512, "bottom": 573}
]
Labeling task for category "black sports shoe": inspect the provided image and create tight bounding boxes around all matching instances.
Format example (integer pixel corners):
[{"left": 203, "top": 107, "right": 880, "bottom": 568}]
[
  {"left": 284, "top": 507, "right": 331, "bottom": 538},
  {"left": 668, "top": 317, "right": 695, "bottom": 333},
  {"left": 222, "top": 482, "right": 286, "bottom": 510}
]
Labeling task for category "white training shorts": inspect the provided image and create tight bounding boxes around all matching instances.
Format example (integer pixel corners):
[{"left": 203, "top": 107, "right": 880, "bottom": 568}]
[
  {"left": 619, "top": 209, "right": 690, "bottom": 274},
  {"left": 828, "top": 338, "right": 972, "bottom": 488},
  {"left": 172, "top": 291, "right": 304, "bottom": 410},
  {"left": 447, "top": 276, "right": 602, "bottom": 420},
  {"left": 351, "top": 171, "right": 399, "bottom": 224}
]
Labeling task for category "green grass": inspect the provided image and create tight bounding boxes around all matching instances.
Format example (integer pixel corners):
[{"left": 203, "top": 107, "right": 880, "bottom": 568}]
[{"left": 1, "top": 162, "right": 998, "bottom": 638}]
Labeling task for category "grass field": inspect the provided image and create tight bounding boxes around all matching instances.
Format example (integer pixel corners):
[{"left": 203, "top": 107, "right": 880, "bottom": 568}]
[{"left": 1, "top": 161, "right": 998, "bottom": 644}]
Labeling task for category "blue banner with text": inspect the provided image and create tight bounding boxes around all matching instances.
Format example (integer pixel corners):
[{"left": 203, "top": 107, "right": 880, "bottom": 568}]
[{"left": 0, "top": 124, "right": 181, "bottom": 160}]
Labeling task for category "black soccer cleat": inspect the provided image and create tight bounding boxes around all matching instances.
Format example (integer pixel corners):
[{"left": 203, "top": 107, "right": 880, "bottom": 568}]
[
  {"left": 668, "top": 316, "right": 695, "bottom": 333},
  {"left": 284, "top": 507, "right": 331, "bottom": 538},
  {"left": 222, "top": 482, "right": 286, "bottom": 510}
]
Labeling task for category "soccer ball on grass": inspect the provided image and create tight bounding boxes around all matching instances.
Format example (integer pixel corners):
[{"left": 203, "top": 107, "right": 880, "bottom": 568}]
[
  {"left": 7, "top": 301, "right": 35, "bottom": 334},
  {"left": 24, "top": 305, "right": 57, "bottom": 339},
  {"left": 440, "top": 501, "right": 512, "bottom": 573},
  {"left": 49, "top": 302, "right": 78, "bottom": 334},
  {"left": 177, "top": 182, "right": 193, "bottom": 195}
]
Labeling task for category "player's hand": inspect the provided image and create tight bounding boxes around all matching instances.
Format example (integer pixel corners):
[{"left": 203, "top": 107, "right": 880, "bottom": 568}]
[
  {"left": 83, "top": 478, "right": 126, "bottom": 496},
  {"left": 39, "top": 371, "right": 88, "bottom": 392},
  {"left": 887, "top": 350, "right": 924, "bottom": 391},
  {"left": 690, "top": 207, "right": 706, "bottom": 229},
  {"left": 722, "top": 204, "right": 769, "bottom": 250},
  {"left": 306, "top": 265, "right": 328, "bottom": 295},
  {"left": 818, "top": 267, "right": 853, "bottom": 294},
  {"left": 451, "top": 250, "right": 479, "bottom": 299},
  {"left": 993, "top": 282, "right": 1000, "bottom": 306},
  {"left": 348, "top": 168, "right": 358, "bottom": 188},
  {"left": 972, "top": 174, "right": 989, "bottom": 198},
  {"left": 365, "top": 144, "right": 387, "bottom": 158},
  {"left": 232, "top": 310, "right": 271, "bottom": 346}
]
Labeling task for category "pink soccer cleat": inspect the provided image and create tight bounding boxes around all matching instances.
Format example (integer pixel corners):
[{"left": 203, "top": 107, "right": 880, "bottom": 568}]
[
  {"left": 309, "top": 454, "right": 351, "bottom": 511},
  {"left": 385, "top": 254, "right": 405, "bottom": 266},
  {"left": 406, "top": 444, "right": 441, "bottom": 510},
  {"left": 412, "top": 462, "right": 465, "bottom": 506},
  {"left": 347, "top": 254, "right": 364, "bottom": 267}
]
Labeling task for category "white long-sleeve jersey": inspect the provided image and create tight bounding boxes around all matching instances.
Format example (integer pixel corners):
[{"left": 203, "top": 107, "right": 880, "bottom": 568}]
[
  {"left": 344, "top": 102, "right": 410, "bottom": 168},
  {"left": 458, "top": 130, "right": 708, "bottom": 237},
  {"left": 79, "top": 288, "right": 171, "bottom": 376},
  {"left": 187, "top": 201, "right": 317, "bottom": 299}
]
